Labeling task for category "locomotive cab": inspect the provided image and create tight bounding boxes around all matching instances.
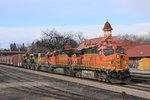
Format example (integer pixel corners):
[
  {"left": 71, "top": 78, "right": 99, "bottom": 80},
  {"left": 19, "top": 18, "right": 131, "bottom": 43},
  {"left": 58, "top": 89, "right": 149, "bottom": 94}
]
[
  {"left": 98, "top": 46, "right": 129, "bottom": 70},
  {"left": 29, "top": 54, "right": 35, "bottom": 64},
  {"left": 98, "top": 45, "right": 131, "bottom": 83}
]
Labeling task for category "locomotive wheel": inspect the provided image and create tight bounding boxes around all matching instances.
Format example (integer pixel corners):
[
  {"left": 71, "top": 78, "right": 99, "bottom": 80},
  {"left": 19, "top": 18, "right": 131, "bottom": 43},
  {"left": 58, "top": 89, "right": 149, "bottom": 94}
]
[
  {"left": 22, "top": 65, "right": 25, "bottom": 68},
  {"left": 32, "top": 66, "right": 36, "bottom": 70},
  {"left": 48, "top": 67, "right": 54, "bottom": 72},
  {"left": 94, "top": 71, "right": 107, "bottom": 82},
  {"left": 28, "top": 65, "right": 30, "bottom": 69},
  {"left": 24, "top": 65, "right": 26, "bottom": 69},
  {"left": 94, "top": 71, "right": 100, "bottom": 79},
  {"left": 101, "top": 72, "right": 107, "bottom": 82},
  {"left": 25, "top": 65, "right": 28, "bottom": 69},
  {"left": 27, "top": 65, "right": 30, "bottom": 69},
  {"left": 30, "top": 65, "right": 33, "bottom": 70},
  {"left": 29, "top": 66, "right": 31, "bottom": 69},
  {"left": 64, "top": 67, "right": 70, "bottom": 75},
  {"left": 30, "top": 65, "right": 32, "bottom": 69},
  {"left": 64, "top": 67, "right": 75, "bottom": 76},
  {"left": 75, "top": 70, "right": 82, "bottom": 77},
  {"left": 35, "top": 65, "right": 39, "bottom": 70}
]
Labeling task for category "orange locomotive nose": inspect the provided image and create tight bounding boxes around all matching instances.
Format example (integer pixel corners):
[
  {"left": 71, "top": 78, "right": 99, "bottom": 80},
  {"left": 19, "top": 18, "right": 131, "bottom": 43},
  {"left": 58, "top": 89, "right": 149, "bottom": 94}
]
[{"left": 115, "top": 53, "right": 129, "bottom": 71}]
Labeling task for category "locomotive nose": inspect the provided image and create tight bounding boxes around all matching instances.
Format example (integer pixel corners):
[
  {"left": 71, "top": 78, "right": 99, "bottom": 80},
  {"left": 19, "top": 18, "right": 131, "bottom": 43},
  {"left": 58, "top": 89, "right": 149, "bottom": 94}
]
[{"left": 116, "top": 54, "right": 124, "bottom": 59}]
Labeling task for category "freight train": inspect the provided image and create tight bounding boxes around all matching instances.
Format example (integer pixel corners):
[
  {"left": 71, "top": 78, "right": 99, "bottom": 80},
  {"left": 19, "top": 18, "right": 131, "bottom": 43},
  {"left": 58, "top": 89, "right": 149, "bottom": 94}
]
[{"left": 0, "top": 35, "right": 131, "bottom": 83}]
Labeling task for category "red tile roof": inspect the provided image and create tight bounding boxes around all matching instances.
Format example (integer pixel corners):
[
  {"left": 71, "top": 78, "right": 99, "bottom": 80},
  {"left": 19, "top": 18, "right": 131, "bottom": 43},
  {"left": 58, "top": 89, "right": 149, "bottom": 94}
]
[
  {"left": 119, "top": 39, "right": 139, "bottom": 50},
  {"left": 77, "top": 36, "right": 118, "bottom": 50},
  {"left": 126, "top": 44, "right": 150, "bottom": 57},
  {"left": 103, "top": 21, "right": 113, "bottom": 31},
  {"left": 77, "top": 36, "right": 140, "bottom": 51},
  {"left": 77, "top": 37, "right": 102, "bottom": 50}
]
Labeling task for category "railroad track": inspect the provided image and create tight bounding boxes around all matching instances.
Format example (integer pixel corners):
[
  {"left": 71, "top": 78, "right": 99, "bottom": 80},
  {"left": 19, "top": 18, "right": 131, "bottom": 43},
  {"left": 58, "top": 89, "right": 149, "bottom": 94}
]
[
  {"left": 1, "top": 65, "right": 149, "bottom": 93},
  {"left": 1, "top": 65, "right": 150, "bottom": 91},
  {"left": 0, "top": 64, "right": 149, "bottom": 100},
  {"left": 131, "top": 72, "right": 150, "bottom": 82},
  {"left": 0, "top": 66, "right": 101, "bottom": 100},
  {"left": 114, "top": 82, "right": 150, "bottom": 92}
]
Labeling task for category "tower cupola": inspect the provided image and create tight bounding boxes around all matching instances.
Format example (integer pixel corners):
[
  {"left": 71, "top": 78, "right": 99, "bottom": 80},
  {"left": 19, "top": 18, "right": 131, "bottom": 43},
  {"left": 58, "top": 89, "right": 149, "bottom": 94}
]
[{"left": 103, "top": 21, "right": 113, "bottom": 37}]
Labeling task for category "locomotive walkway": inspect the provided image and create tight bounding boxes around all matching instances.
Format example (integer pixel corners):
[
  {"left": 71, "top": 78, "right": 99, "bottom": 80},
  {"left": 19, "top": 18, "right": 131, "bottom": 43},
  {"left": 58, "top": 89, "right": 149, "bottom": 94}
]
[{"left": 0, "top": 64, "right": 149, "bottom": 100}]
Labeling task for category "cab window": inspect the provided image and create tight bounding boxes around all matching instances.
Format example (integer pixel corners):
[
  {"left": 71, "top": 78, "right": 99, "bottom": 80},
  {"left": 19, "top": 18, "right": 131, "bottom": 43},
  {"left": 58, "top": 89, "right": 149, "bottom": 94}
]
[
  {"left": 34, "top": 54, "right": 38, "bottom": 58},
  {"left": 41, "top": 53, "right": 46, "bottom": 57},
  {"left": 116, "top": 49, "right": 125, "bottom": 54},
  {"left": 103, "top": 49, "right": 114, "bottom": 56}
]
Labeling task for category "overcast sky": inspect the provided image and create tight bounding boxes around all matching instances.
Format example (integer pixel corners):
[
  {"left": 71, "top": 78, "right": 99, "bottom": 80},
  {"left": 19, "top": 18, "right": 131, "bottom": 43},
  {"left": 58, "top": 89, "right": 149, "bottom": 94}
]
[{"left": 0, "top": 0, "right": 150, "bottom": 48}]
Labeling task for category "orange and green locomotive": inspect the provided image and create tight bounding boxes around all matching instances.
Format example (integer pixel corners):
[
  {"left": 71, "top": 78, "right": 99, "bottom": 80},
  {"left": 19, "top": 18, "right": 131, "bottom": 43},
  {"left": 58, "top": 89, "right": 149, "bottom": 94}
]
[{"left": 45, "top": 42, "right": 130, "bottom": 83}]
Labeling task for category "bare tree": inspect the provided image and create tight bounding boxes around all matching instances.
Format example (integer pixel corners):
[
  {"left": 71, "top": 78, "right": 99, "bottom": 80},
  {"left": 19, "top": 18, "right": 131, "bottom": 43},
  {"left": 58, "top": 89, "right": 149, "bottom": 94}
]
[
  {"left": 75, "top": 32, "right": 86, "bottom": 44},
  {"left": 118, "top": 33, "right": 150, "bottom": 44},
  {"left": 26, "top": 29, "right": 83, "bottom": 53},
  {"left": 41, "top": 29, "right": 65, "bottom": 51}
]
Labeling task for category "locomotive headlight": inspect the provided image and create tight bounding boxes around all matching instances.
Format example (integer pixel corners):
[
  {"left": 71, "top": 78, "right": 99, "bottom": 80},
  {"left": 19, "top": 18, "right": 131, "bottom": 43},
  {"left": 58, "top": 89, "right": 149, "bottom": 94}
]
[
  {"left": 116, "top": 54, "right": 119, "bottom": 59},
  {"left": 112, "top": 66, "right": 116, "bottom": 70},
  {"left": 125, "top": 66, "right": 128, "bottom": 69}
]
